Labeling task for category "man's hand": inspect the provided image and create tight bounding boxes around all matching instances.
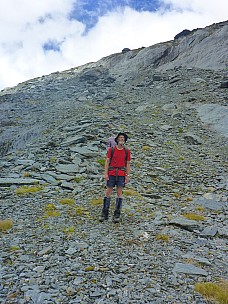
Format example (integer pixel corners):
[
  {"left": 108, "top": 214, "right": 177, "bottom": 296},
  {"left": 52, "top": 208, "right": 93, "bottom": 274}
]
[
  {"left": 125, "top": 175, "right": 130, "bottom": 184},
  {"left": 104, "top": 173, "right": 109, "bottom": 181}
]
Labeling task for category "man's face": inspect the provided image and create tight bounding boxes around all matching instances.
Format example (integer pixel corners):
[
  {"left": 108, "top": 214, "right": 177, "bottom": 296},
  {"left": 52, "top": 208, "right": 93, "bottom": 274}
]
[{"left": 117, "top": 135, "right": 125, "bottom": 145}]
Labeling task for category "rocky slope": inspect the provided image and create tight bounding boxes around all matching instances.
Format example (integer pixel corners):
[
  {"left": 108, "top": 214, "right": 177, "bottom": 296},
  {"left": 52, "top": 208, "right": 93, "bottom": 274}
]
[{"left": 0, "top": 21, "right": 227, "bottom": 303}]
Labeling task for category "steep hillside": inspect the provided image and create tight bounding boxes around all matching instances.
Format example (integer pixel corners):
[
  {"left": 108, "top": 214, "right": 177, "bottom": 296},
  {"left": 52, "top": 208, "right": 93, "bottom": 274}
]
[{"left": 0, "top": 21, "right": 227, "bottom": 303}]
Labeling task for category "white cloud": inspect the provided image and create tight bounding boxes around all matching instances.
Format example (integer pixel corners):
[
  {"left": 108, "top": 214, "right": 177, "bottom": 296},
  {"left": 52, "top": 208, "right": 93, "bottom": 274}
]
[{"left": 0, "top": 0, "right": 227, "bottom": 90}]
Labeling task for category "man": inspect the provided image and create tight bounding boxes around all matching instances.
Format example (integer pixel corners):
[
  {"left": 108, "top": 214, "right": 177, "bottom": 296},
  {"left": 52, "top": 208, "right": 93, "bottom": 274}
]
[{"left": 99, "top": 132, "right": 131, "bottom": 223}]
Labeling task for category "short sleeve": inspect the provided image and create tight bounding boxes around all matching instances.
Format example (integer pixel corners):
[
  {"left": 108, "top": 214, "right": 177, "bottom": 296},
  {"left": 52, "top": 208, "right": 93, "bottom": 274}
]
[{"left": 127, "top": 149, "right": 131, "bottom": 161}]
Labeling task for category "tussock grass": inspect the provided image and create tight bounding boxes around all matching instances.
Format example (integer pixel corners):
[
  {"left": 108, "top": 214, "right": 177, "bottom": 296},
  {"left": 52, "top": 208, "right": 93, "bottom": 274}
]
[
  {"left": 195, "top": 280, "right": 228, "bottom": 304},
  {"left": 97, "top": 158, "right": 105, "bottom": 166},
  {"left": 142, "top": 146, "right": 151, "bottom": 151},
  {"left": 59, "top": 198, "right": 75, "bottom": 206},
  {"left": 63, "top": 227, "right": 76, "bottom": 234},
  {"left": 75, "top": 206, "right": 90, "bottom": 216},
  {"left": 73, "top": 177, "right": 82, "bottom": 183},
  {"left": 9, "top": 246, "right": 20, "bottom": 251},
  {"left": 183, "top": 212, "right": 205, "bottom": 221},
  {"left": 23, "top": 172, "right": 30, "bottom": 177},
  {"left": 44, "top": 204, "right": 60, "bottom": 217},
  {"left": 156, "top": 234, "right": 170, "bottom": 242},
  {"left": 0, "top": 219, "right": 13, "bottom": 232},
  {"left": 90, "top": 198, "right": 103, "bottom": 206},
  {"left": 124, "top": 188, "right": 140, "bottom": 196},
  {"left": 49, "top": 157, "right": 57, "bottom": 163},
  {"left": 196, "top": 206, "right": 205, "bottom": 212},
  {"left": 15, "top": 185, "right": 43, "bottom": 195}
]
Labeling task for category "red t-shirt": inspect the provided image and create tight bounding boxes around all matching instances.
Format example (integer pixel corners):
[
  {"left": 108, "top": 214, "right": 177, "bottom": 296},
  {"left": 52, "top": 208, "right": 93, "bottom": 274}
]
[{"left": 107, "top": 146, "right": 131, "bottom": 176}]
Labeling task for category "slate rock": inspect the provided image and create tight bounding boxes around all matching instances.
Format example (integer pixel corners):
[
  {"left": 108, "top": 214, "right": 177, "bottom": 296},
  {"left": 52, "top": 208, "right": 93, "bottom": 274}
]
[
  {"left": 173, "top": 263, "right": 208, "bottom": 276},
  {"left": 61, "top": 135, "right": 86, "bottom": 146},
  {"left": 61, "top": 181, "right": 74, "bottom": 190},
  {"left": 170, "top": 217, "right": 200, "bottom": 231},
  {"left": 194, "top": 197, "right": 224, "bottom": 211},
  {"left": 70, "top": 146, "right": 99, "bottom": 157},
  {"left": 200, "top": 225, "right": 218, "bottom": 237},
  {"left": 217, "top": 226, "right": 228, "bottom": 238},
  {"left": 183, "top": 133, "right": 202, "bottom": 145},
  {"left": 0, "top": 178, "right": 39, "bottom": 186},
  {"left": 55, "top": 164, "right": 79, "bottom": 174}
]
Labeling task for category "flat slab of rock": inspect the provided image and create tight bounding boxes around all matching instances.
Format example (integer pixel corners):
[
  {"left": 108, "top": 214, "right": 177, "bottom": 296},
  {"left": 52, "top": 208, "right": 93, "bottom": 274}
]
[
  {"left": 0, "top": 178, "right": 39, "bottom": 186},
  {"left": 200, "top": 225, "right": 218, "bottom": 237},
  {"left": 61, "top": 135, "right": 86, "bottom": 146},
  {"left": 55, "top": 164, "right": 79, "bottom": 174},
  {"left": 173, "top": 263, "right": 208, "bottom": 276},
  {"left": 193, "top": 198, "right": 224, "bottom": 211},
  {"left": 170, "top": 217, "right": 200, "bottom": 231},
  {"left": 70, "top": 146, "right": 99, "bottom": 157}
]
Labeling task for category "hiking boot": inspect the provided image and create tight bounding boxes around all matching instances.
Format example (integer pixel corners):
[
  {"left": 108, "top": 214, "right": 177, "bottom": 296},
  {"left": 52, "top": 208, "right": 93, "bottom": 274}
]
[
  {"left": 113, "top": 197, "right": 123, "bottom": 223},
  {"left": 99, "top": 197, "right": 111, "bottom": 222},
  {"left": 113, "top": 209, "right": 121, "bottom": 223}
]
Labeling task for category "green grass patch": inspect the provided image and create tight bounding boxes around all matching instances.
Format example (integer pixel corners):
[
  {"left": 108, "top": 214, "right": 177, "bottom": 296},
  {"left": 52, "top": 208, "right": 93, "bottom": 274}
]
[
  {"left": 195, "top": 280, "right": 228, "bottom": 304},
  {"left": 97, "top": 158, "right": 105, "bottom": 166},
  {"left": 155, "top": 234, "right": 170, "bottom": 242},
  {"left": 15, "top": 185, "right": 43, "bottom": 195},
  {"left": 59, "top": 198, "right": 75, "bottom": 206},
  {"left": 142, "top": 146, "right": 151, "bottom": 151},
  {"left": 73, "top": 176, "right": 82, "bottom": 183},
  {"left": 183, "top": 213, "right": 205, "bottom": 221},
  {"left": 63, "top": 226, "right": 76, "bottom": 234},
  {"left": 9, "top": 246, "right": 20, "bottom": 251},
  {"left": 0, "top": 219, "right": 13, "bottom": 232},
  {"left": 44, "top": 204, "right": 60, "bottom": 217},
  {"left": 90, "top": 198, "right": 103, "bottom": 206},
  {"left": 124, "top": 188, "right": 140, "bottom": 196},
  {"left": 49, "top": 157, "right": 57, "bottom": 163}
]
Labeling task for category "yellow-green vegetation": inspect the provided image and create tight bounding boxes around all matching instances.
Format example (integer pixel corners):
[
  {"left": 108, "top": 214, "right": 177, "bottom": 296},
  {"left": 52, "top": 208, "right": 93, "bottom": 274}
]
[
  {"left": 23, "top": 172, "right": 30, "bottom": 177},
  {"left": 195, "top": 280, "right": 228, "bottom": 304},
  {"left": 156, "top": 234, "right": 170, "bottom": 242},
  {"left": 142, "top": 145, "right": 151, "bottom": 151},
  {"left": 196, "top": 206, "right": 205, "bottom": 212},
  {"left": 124, "top": 188, "right": 140, "bottom": 196},
  {"left": 63, "top": 226, "right": 76, "bottom": 234},
  {"left": 73, "top": 176, "right": 82, "bottom": 183},
  {"left": 97, "top": 158, "right": 105, "bottom": 166},
  {"left": 15, "top": 185, "right": 43, "bottom": 195},
  {"left": 44, "top": 203, "right": 60, "bottom": 217},
  {"left": 90, "top": 198, "right": 103, "bottom": 206},
  {"left": 9, "top": 246, "right": 20, "bottom": 251},
  {"left": 183, "top": 213, "right": 205, "bottom": 221},
  {"left": 75, "top": 206, "right": 90, "bottom": 216},
  {"left": 85, "top": 265, "right": 95, "bottom": 271},
  {"left": 185, "top": 197, "right": 193, "bottom": 202},
  {"left": 0, "top": 219, "right": 13, "bottom": 232},
  {"left": 59, "top": 198, "right": 75, "bottom": 206},
  {"left": 49, "top": 157, "right": 57, "bottom": 163}
]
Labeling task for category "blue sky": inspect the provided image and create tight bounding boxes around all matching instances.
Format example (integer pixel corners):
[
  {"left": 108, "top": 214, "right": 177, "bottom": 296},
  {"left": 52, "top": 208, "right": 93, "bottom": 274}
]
[
  {"left": 0, "top": 0, "right": 227, "bottom": 90},
  {"left": 70, "top": 0, "right": 160, "bottom": 32}
]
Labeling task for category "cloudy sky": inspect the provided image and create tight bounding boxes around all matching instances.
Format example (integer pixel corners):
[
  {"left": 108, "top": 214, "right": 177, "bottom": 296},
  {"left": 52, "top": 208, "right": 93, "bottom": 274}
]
[{"left": 0, "top": 0, "right": 227, "bottom": 90}]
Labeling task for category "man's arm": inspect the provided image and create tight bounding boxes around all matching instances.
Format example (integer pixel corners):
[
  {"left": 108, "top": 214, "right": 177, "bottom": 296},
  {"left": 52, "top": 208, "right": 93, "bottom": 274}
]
[
  {"left": 125, "top": 160, "right": 130, "bottom": 184},
  {"left": 104, "top": 157, "right": 110, "bottom": 180}
]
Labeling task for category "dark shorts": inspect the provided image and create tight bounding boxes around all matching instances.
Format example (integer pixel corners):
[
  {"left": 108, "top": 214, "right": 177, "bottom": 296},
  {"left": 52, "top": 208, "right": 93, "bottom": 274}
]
[{"left": 106, "top": 176, "right": 125, "bottom": 188}]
